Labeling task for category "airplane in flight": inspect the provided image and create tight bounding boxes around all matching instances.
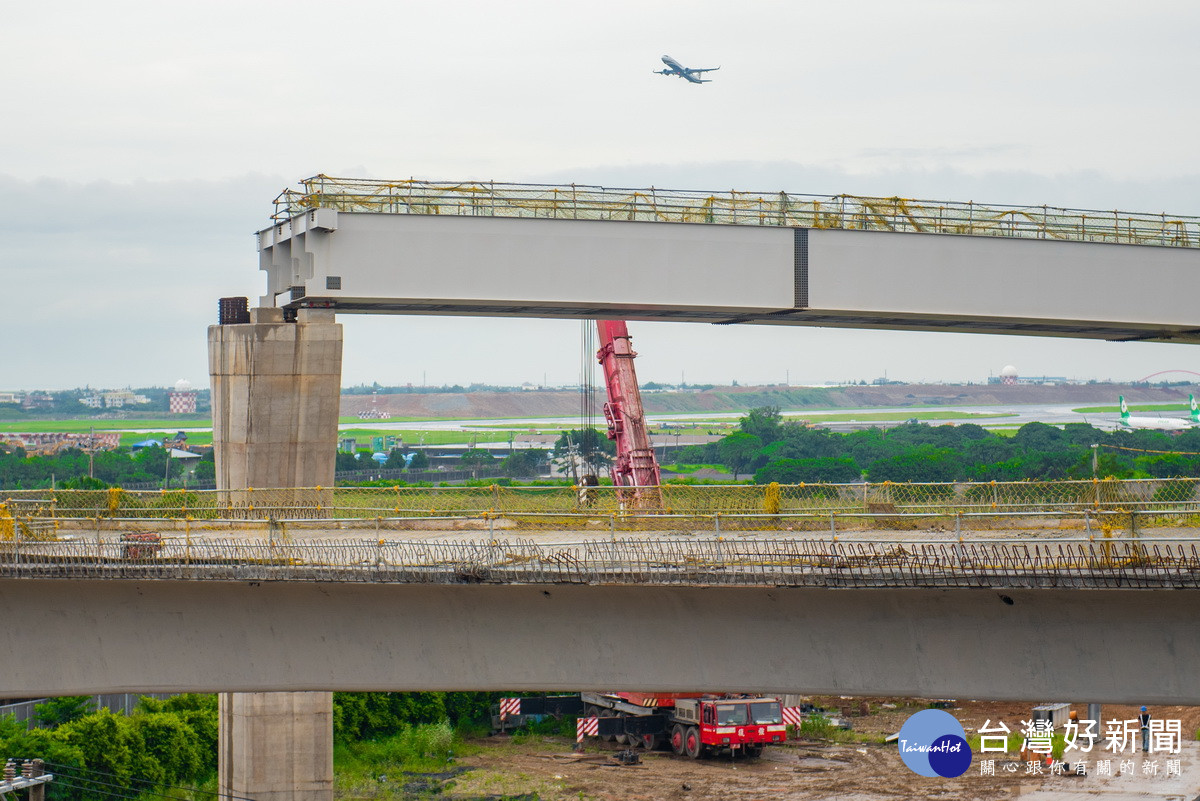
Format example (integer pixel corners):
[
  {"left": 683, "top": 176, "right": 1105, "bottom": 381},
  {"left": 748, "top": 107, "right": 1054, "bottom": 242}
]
[
  {"left": 1114, "top": 394, "right": 1200, "bottom": 431},
  {"left": 655, "top": 55, "right": 719, "bottom": 84}
]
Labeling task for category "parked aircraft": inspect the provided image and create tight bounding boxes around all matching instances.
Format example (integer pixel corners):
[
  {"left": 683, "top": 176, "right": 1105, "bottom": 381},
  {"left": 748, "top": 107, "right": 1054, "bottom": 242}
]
[
  {"left": 1115, "top": 394, "right": 1200, "bottom": 431},
  {"left": 655, "top": 55, "right": 719, "bottom": 84}
]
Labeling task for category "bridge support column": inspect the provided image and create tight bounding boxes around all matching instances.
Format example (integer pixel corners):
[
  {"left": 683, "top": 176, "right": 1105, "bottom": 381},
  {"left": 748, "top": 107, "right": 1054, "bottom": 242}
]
[
  {"left": 208, "top": 306, "right": 342, "bottom": 493},
  {"left": 219, "top": 692, "right": 334, "bottom": 801},
  {"left": 208, "top": 305, "right": 341, "bottom": 801}
]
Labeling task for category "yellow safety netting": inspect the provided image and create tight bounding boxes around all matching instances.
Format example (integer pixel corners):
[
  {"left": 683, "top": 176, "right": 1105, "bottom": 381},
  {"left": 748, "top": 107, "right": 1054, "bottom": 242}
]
[{"left": 2, "top": 478, "right": 1198, "bottom": 534}]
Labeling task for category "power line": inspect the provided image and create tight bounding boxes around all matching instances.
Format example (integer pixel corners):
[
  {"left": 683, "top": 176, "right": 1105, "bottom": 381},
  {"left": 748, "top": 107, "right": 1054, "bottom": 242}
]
[
  {"left": 43, "top": 772, "right": 202, "bottom": 801},
  {"left": 40, "top": 776, "right": 157, "bottom": 801},
  {"left": 40, "top": 762, "right": 256, "bottom": 801},
  {"left": 48, "top": 773, "right": 250, "bottom": 801},
  {"left": 1099, "top": 443, "right": 1200, "bottom": 457}
]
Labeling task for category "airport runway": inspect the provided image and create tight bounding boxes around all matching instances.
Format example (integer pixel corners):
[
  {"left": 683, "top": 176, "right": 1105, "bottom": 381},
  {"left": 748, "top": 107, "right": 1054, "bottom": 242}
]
[{"left": 348, "top": 403, "right": 1124, "bottom": 433}]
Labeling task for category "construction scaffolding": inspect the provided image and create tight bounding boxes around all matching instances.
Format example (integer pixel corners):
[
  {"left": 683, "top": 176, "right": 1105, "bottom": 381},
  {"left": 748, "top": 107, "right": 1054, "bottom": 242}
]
[
  {"left": 2, "top": 535, "right": 1198, "bottom": 590},
  {"left": 273, "top": 175, "right": 1200, "bottom": 249}
]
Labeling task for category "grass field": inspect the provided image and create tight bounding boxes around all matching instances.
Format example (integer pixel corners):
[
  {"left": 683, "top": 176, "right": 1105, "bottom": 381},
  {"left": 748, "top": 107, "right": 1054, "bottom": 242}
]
[
  {"left": 0, "top": 418, "right": 210, "bottom": 434},
  {"left": 1074, "top": 403, "right": 1190, "bottom": 413},
  {"left": 661, "top": 463, "right": 725, "bottom": 473},
  {"left": 1, "top": 409, "right": 1014, "bottom": 450}
]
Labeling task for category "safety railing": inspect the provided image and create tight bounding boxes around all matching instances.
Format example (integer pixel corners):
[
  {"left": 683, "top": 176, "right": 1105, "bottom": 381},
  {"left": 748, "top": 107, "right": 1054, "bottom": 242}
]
[
  {"left": 272, "top": 176, "right": 1200, "bottom": 249},
  {"left": 2, "top": 535, "right": 1197, "bottom": 589},
  {"left": 4, "top": 478, "right": 1199, "bottom": 530}
]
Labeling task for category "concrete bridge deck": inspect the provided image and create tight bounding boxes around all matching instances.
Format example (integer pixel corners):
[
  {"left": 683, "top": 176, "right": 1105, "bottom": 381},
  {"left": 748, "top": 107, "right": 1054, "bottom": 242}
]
[
  {"left": 5, "top": 485, "right": 1198, "bottom": 703},
  {"left": 3, "top": 577, "right": 1197, "bottom": 703}
]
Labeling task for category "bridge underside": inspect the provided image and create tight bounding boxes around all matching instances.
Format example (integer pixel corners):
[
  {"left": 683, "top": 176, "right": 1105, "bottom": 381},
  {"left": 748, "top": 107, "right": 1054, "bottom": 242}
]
[
  {"left": 5, "top": 579, "right": 1197, "bottom": 703},
  {"left": 319, "top": 301, "right": 1200, "bottom": 342},
  {"left": 259, "top": 213, "right": 1200, "bottom": 342}
]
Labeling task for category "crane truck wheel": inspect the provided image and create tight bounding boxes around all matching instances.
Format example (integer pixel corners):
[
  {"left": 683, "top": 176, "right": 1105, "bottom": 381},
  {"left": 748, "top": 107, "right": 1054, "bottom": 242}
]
[
  {"left": 670, "top": 724, "right": 686, "bottom": 755},
  {"left": 614, "top": 712, "right": 635, "bottom": 745},
  {"left": 637, "top": 732, "right": 662, "bottom": 751},
  {"left": 684, "top": 726, "right": 703, "bottom": 759},
  {"left": 744, "top": 744, "right": 764, "bottom": 758}
]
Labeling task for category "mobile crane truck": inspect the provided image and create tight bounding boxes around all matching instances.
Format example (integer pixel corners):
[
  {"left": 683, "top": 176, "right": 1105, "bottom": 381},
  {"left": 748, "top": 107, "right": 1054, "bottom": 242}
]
[
  {"left": 494, "top": 692, "right": 787, "bottom": 758},
  {"left": 583, "top": 692, "right": 787, "bottom": 758}
]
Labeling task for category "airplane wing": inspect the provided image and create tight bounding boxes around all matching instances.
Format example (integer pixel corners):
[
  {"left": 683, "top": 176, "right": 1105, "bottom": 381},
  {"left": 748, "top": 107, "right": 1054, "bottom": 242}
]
[{"left": 684, "top": 66, "right": 720, "bottom": 74}]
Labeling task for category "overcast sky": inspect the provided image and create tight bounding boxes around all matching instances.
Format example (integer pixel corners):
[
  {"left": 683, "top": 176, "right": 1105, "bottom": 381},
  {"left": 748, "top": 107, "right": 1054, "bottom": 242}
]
[{"left": 3, "top": 0, "right": 1200, "bottom": 391}]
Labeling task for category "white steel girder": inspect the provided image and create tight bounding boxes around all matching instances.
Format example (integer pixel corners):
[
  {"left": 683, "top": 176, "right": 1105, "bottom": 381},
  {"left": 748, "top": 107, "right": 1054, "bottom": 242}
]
[{"left": 257, "top": 209, "right": 1200, "bottom": 343}]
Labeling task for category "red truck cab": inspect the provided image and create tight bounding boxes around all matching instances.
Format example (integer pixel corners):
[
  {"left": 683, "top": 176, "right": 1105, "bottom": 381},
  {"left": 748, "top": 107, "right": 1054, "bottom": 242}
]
[{"left": 670, "top": 697, "right": 786, "bottom": 758}]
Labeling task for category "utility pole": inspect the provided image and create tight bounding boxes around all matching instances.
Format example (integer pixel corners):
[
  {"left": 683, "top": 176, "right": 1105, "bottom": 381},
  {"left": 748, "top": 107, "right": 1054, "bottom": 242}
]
[
  {"left": 28, "top": 760, "right": 45, "bottom": 801},
  {"left": 1091, "top": 444, "right": 1099, "bottom": 478}
]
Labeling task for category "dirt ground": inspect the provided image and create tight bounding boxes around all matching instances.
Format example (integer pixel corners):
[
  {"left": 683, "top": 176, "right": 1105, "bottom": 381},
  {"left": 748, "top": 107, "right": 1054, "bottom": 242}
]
[{"left": 442, "top": 699, "right": 1200, "bottom": 801}]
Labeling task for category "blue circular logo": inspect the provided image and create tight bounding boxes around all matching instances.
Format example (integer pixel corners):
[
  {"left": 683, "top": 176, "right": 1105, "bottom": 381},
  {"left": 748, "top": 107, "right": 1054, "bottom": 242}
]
[{"left": 897, "top": 709, "right": 972, "bottom": 778}]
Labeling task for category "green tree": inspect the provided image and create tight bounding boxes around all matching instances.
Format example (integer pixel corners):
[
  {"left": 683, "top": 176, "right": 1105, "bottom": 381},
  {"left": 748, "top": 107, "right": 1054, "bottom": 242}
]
[
  {"left": 1013, "top": 421, "right": 1065, "bottom": 452},
  {"left": 408, "top": 450, "right": 430, "bottom": 470},
  {"left": 134, "top": 712, "right": 204, "bottom": 785},
  {"left": 718, "top": 432, "right": 762, "bottom": 479},
  {"left": 500, "top": 449, "right": 547, "bottom": 477},
  {"left": 553, "top": 428, "right": 615, "bottom": 474},
  {"left": 739, "top": 406, "right": 782, "bottom": 443},
  {"left": 34, "top": 696, "right": 94, "bottom": 727},
  {"left": 55, "top": 709, "right": 164, "bottom": 791},
  {"left": 459, "top": 449, "right": 495, "bottom": 478},
  {"left": 867, "top": 445, "right": 966, "bottom": 482},
  {"left": 754, "top": 457, "right": 860, "bottom": 484}
]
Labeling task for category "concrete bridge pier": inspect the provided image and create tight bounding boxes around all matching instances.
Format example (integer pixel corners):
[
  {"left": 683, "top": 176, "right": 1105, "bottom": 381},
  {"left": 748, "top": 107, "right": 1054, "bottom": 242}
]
[{"left": 208, "top": 305, "right": 342, "bottom": 801}]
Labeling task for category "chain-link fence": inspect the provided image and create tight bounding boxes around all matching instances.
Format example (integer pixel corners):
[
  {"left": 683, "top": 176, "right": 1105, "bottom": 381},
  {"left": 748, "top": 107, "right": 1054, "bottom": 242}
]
[
  {"left": 2, "top": 536, "right": 1197, "bottom": 589},
  {"left": 3, "top": 479, "right": 1199, "bottom": 533}
]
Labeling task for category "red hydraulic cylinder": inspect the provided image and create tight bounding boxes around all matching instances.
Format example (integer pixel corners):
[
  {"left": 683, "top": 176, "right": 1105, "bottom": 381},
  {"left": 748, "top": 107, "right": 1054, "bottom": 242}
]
[{"left": 596, "top": 320, "right": 662, "bottom": 508}]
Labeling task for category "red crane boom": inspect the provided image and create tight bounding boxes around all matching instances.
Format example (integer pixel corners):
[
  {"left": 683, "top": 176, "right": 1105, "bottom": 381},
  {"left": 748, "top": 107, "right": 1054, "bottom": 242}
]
[{"left": 596, "top": 320, "right": 662, "bottom": 508}]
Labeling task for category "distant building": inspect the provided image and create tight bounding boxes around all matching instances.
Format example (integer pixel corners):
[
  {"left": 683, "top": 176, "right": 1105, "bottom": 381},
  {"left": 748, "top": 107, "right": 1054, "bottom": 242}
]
[
  {"left": 988, "top": 366, "right": 1076, "bottom": 386},
  {"left": 22, "top": 393, "right": 54, "bottom": 409},
  {"left": 0, "top": 392, "right": 22, "bottom": 405},
  {"left": 81, "top": 389, "right": 152, "bottom": 409},
  {"left": 169, "top": 379, "right": 198, "bottom": 414}
]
